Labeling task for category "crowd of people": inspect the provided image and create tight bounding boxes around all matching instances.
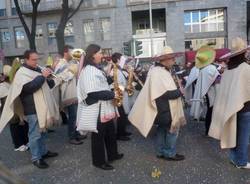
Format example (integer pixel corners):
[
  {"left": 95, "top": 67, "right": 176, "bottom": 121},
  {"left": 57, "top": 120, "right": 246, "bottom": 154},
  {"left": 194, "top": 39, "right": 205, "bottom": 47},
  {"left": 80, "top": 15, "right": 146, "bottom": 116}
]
[{"left": 0, "top": 36, "right": 249, "bottom": 171}]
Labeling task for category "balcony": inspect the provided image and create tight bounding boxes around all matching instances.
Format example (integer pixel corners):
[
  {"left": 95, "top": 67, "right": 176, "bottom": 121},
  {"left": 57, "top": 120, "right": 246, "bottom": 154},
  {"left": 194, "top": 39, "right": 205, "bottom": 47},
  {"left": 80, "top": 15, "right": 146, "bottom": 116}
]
[{"left": 20, "top": 0, "right": 74, "bottom": 15}]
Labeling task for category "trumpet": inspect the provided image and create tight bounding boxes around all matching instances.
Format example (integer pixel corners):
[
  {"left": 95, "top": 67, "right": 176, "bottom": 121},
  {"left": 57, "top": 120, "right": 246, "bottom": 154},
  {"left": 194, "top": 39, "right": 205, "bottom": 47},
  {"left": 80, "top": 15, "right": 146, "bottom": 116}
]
[{"left": 19, "top": 58, "right": 58, "bottom": 78}]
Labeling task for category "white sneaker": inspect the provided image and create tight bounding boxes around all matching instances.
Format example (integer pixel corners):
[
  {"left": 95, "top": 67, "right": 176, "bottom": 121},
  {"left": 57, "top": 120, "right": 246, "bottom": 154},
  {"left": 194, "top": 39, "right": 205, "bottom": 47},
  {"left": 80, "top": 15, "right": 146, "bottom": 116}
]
[
  {"left": 14, "top": 145, "right": 28, "bottom": 152},
  {"left": 236, "top": 162, "right": 250, "bottom": 169}
]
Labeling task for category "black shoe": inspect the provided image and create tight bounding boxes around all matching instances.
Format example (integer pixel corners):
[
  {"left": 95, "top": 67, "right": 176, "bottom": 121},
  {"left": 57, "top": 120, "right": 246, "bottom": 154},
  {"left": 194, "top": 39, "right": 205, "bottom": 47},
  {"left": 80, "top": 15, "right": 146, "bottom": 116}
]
[
  {"left": 124, "top": 131, "right": 132, "bottom": 136},
  {"left": 33, "top": 159, "right": 49, "bottom": 169},
  {"left": 42, "top": 151, "right": 58, "bottom": 159},
  {"left": 117, "top": 136, "right": 130, "bottom": 141},
  {"left": 156, "top": 154, "right": 185, "bottom": 161},
  {"left": 69, "top": 138, "right": 83, "bottom": 145},
  {"left": 164, "top": 154, "right": 185, "bottom": 161},
  {"left": 47, "top": 129, "right": 55, "bottom": 133},
  {"left": 94, "top": 163, "right": 114, "bottom": 170},
  {"left": 108, "top": 153, "right": 124, "bottom": 162},
  {"left": 77, "top": 134, "right": 87, "bottom": 140}
]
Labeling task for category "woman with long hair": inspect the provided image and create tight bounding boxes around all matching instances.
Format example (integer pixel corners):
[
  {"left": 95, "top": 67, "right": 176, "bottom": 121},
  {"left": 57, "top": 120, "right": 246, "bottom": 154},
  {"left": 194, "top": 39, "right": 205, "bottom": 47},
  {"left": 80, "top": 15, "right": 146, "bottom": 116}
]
[{"left": 77, "top": 44, "right": 123, "bottom": 170}]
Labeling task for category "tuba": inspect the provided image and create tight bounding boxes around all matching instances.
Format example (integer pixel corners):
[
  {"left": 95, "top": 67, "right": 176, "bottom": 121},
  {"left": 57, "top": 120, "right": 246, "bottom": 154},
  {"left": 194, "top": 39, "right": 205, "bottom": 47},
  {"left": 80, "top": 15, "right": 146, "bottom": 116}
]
[{"left": 113, "top": 63, "right": 123, "bottom": 107}]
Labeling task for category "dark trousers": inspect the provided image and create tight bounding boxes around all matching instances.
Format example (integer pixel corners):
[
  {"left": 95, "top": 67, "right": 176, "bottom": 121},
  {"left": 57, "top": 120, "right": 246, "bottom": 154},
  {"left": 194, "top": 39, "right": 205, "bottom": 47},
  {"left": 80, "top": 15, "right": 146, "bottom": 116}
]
[
  {"left": 66, "top": 103, "right": 78, "bottom": 139},
  {"left": 205, "top": 95, "right": 213, "bottom": 135},
  {"left": 9, "top": 118, "right": 29, "bottom": 149},
  {"left": 117, "top": 106, "right": 128, "bottom": 137},
  {"left": 91, "top": 120, "right": 118, "bottom": 166}
]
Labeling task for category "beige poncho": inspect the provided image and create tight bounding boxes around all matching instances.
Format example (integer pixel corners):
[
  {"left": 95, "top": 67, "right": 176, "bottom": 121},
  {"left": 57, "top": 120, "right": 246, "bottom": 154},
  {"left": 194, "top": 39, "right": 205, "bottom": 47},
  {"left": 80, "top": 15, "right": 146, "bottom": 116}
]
[
  {"left": 0, "top": 66, "right": 60, "bottom": 133},
  {"left": 209, "top": 62, "right": 250, "bottom": 148},
  {"left": 128, "top": 66, "right": 186, "bottom": 137}
]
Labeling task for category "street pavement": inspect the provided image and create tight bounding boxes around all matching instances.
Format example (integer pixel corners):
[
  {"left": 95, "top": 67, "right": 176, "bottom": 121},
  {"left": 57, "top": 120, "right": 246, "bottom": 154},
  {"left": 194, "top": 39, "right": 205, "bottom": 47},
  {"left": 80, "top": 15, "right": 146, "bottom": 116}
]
[{"left": 0, "top": 118, "right": 249, "bottom": 184}]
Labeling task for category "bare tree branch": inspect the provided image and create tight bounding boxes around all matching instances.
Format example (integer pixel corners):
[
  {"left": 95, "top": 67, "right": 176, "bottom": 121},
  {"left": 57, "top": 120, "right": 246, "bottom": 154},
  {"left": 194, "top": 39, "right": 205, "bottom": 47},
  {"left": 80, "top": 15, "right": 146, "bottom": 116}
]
[{"left": 67, "top": 0, "right": 84, "bottom": 21}]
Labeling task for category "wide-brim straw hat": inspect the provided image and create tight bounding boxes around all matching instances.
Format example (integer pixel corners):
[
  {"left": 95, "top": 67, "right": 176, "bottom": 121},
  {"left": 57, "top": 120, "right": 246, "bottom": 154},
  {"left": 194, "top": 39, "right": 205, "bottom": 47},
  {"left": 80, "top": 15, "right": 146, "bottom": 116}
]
[
  {"left": 220, "top": 37, "right": 250, "bottom": 60},
  {"left": 155, "top": 46, "right": 183, "bottom": 61},
  {"left": 195, "top": 46, "right": 216, "bottom": 69}
]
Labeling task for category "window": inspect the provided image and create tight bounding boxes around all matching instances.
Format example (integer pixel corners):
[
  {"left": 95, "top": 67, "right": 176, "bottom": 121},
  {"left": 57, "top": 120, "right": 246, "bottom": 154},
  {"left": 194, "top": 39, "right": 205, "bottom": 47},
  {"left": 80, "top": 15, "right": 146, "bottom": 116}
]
[
  {"left": 184, "top": 9, "right": 225, "bottom": 33},
  {"left": 14, "top": 27, "right": 26, "bottom": 48},
  {"left": 0, "top": 28, "right": 11, "bottom": 43},
  {"left": 82, "top": 0, "right": 92, "bottom": 7},
  {"left": 83, "top": 20, "right": 95, "bottom": 43},
  {"left": 47, "top": 22, "right": 57, "bottom": 45},
  {"left": 36, "top": 25, "right": 43, "bottom": 49},
  {"left": 0, "top": 9, "right": 6, "bottom": 16},
  {"left": 100, "top": 18, "right": 111, "bottom": 41},
  {"left": 64, "top": 21, "right": 74, "bottom": 43},
  {"left": 11, "top": 8, "right": 17, "bottom": 16},
  {"left": 185, "top": 37, "right": 225, "bottom": 51}
]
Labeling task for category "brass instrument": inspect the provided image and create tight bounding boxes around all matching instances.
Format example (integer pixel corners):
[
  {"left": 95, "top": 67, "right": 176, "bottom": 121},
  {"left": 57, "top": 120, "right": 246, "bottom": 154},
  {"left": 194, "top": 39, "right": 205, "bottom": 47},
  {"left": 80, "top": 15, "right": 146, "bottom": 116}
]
[
  {"left": 20, "top": 58, "right": 58, "bottom": 78},
  {"left": 126, "top": 67, "right": 134, "bottom": 96},
  {"left": 113, "top": 63, "right": 123, "bottom": 107},
  {"left": 132, "top": 72, "right": 144, "bottom": 88},
  {"left": 71, "top": 48, "right": 85, "bottom": 61}
]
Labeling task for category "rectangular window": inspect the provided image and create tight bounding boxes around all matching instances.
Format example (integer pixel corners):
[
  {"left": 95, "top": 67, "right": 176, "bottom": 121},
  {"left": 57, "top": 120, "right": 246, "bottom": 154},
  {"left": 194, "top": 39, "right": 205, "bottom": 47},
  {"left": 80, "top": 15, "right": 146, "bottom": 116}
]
[
  {"left": 64, "top": 21, "right": 74, "bottom": 43},
  {"left": 184, "top": 8, "right": 225, "bottom": 33},
  {"left": 47, "top": 22, "right": 57, "bottom": 45},
  {"left": 0, "top": 9, "right": 6, "bottom": 16},
  {"left": 83, "top": 20, "right": 95, "bottom": 43},
  {"left": 100, "top": 18, "right": 111, "bottom": 41},
  {"left": 36, "top": 25, "right": 43, "bottom": 49},
  {"left": 82, "top": 0, "right": 92, "bottom": 7},
  {"left": 11, "top": 8, "right": 17, "bottom": 15},
  {"left": 185, "top": 37, "right": 225, "bottom": 51},
  {"left": 0, "top": 28, "right": 11, "bottom": 43},
  {"left": 14, "top": 27, "right": 26, "bottom": 48}
]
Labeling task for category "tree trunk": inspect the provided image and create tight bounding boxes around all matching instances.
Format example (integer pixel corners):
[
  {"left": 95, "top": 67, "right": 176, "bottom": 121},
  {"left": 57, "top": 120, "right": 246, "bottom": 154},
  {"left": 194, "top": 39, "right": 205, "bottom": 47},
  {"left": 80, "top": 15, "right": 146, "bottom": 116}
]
[{"left": 55, "top": 24, "right": 66, "bottom": 56}]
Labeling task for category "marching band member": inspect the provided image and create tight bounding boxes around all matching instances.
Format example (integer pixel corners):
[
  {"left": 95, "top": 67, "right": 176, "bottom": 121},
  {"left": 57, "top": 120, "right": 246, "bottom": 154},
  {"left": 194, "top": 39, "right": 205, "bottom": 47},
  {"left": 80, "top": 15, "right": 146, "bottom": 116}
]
[
  {"left": 209, "top": 37, "right": 250, "bottom": 169},
  {"left": 0, "top": 62, "right": 29, "bottom": 152},
  {"left": 129, "top": 46, "right": 186, "bottom": 161},
  {"left": 77, "top": 44, "right": 123, "bottom": 170},
  {"left": 190, "top": 46, "right": 220, "bottom": 135},
  {"left": 54, "top": 45, "right": 86, "bottom": 145},
  {"left": 0, "top": 50, "right": 60, "bottom": 169},
  {"left": 111, "top": 53, "right": 132, "bottom": 141}
]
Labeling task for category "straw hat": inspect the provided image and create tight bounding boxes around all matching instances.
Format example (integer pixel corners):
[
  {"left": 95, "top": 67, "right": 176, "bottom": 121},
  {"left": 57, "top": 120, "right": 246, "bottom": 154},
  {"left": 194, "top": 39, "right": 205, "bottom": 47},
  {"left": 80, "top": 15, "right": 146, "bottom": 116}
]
[
  {"left": 156, "top": 46, "right": 181, "bottom": 61},
  {"left": 195, "top": 46, "right": 216, "bottom": 69},
  {"left": 220, "top": 37, "right": 249, "bottom": 60}
]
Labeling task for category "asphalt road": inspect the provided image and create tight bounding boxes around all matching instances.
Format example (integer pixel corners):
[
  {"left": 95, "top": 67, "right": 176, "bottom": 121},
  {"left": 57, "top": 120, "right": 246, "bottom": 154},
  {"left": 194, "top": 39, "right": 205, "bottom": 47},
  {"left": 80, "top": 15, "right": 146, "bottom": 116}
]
[{"left": 0, "top": 119, "right": 249, "bottom": 184}]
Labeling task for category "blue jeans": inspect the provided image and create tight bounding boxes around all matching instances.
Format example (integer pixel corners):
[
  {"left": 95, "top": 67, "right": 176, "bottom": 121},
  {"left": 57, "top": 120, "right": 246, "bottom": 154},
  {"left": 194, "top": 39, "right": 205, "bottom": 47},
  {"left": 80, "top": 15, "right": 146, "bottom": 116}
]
[
  {"left": 156, "top": 125, "right": 178, "bottom": 158},
  {"left": 26, "top": 114, "right": 47, "bottom": 161},
  {"left": 229, "top": 112, "right": 250, "bottom": 166},
  {"left": 67, "top": 103, "right": 78, "bottom": 139}
]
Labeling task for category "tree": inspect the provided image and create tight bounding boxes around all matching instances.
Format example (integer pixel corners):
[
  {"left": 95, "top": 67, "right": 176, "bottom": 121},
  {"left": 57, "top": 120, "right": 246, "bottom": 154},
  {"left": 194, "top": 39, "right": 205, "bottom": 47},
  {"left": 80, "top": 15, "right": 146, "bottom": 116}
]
[
  {"left": 55, "top": 0, "right": 84, "bottom": 56},
  {"left": 14, "top": 0, "right": 41, "bottom": 51}
]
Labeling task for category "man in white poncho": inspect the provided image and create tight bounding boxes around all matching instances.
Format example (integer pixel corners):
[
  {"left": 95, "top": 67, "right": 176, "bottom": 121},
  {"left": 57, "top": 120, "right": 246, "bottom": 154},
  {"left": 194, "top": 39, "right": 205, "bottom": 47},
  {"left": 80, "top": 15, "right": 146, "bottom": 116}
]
[
  {"left": 129, "top": 46, "right": 186, "bottom": 161},
  {"left": 0, "top": 50, "right": 60, "bottom": 169}
]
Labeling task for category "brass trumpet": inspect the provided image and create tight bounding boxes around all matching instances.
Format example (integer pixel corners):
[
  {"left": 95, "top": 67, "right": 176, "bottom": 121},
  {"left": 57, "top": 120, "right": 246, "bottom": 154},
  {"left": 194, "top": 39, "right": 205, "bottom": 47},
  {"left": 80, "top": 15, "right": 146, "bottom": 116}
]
[{"left": 126, "top": 67, "right": 134, "bottom": 96}]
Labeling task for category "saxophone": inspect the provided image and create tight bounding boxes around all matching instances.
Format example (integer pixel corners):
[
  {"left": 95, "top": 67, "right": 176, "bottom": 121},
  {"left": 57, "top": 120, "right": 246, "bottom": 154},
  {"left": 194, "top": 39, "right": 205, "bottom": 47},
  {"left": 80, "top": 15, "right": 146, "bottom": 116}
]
[
  {"left": 126, "top": 67, "right": 134, "bottom": 96},
  {"left": 113, "top": 63, "right": 123, "bottom": 107}
]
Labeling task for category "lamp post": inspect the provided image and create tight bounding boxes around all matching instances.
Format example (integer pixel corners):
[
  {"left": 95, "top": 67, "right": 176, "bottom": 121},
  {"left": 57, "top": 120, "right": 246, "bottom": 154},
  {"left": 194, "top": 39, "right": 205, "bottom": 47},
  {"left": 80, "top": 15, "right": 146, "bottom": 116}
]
[{"left": 149, "top": 0, "right": 153, "bottom": 57}]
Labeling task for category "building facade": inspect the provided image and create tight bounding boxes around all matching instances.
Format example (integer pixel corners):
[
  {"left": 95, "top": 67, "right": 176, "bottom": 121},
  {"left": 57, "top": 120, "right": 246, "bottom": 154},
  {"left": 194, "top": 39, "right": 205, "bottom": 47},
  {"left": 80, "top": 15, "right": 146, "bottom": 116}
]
[{"left": 0, "top": 0, "right": 248, "bottom": 63}]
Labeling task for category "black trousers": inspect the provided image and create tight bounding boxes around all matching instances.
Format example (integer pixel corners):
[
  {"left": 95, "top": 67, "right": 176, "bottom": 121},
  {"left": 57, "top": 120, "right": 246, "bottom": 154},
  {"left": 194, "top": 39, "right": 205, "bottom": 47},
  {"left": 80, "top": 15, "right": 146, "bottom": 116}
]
[
  {"left": 9, "top": 117, "right": 29, "bottom": 149},
  {"left": 91, "top": 120, "right": 118, "bottom": 166},
  {"left": 117, "top": 106, "right": 128, "bottom": 137},
  {"left": 205, "top": 95, "right": 213, "bottom": 135}
]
